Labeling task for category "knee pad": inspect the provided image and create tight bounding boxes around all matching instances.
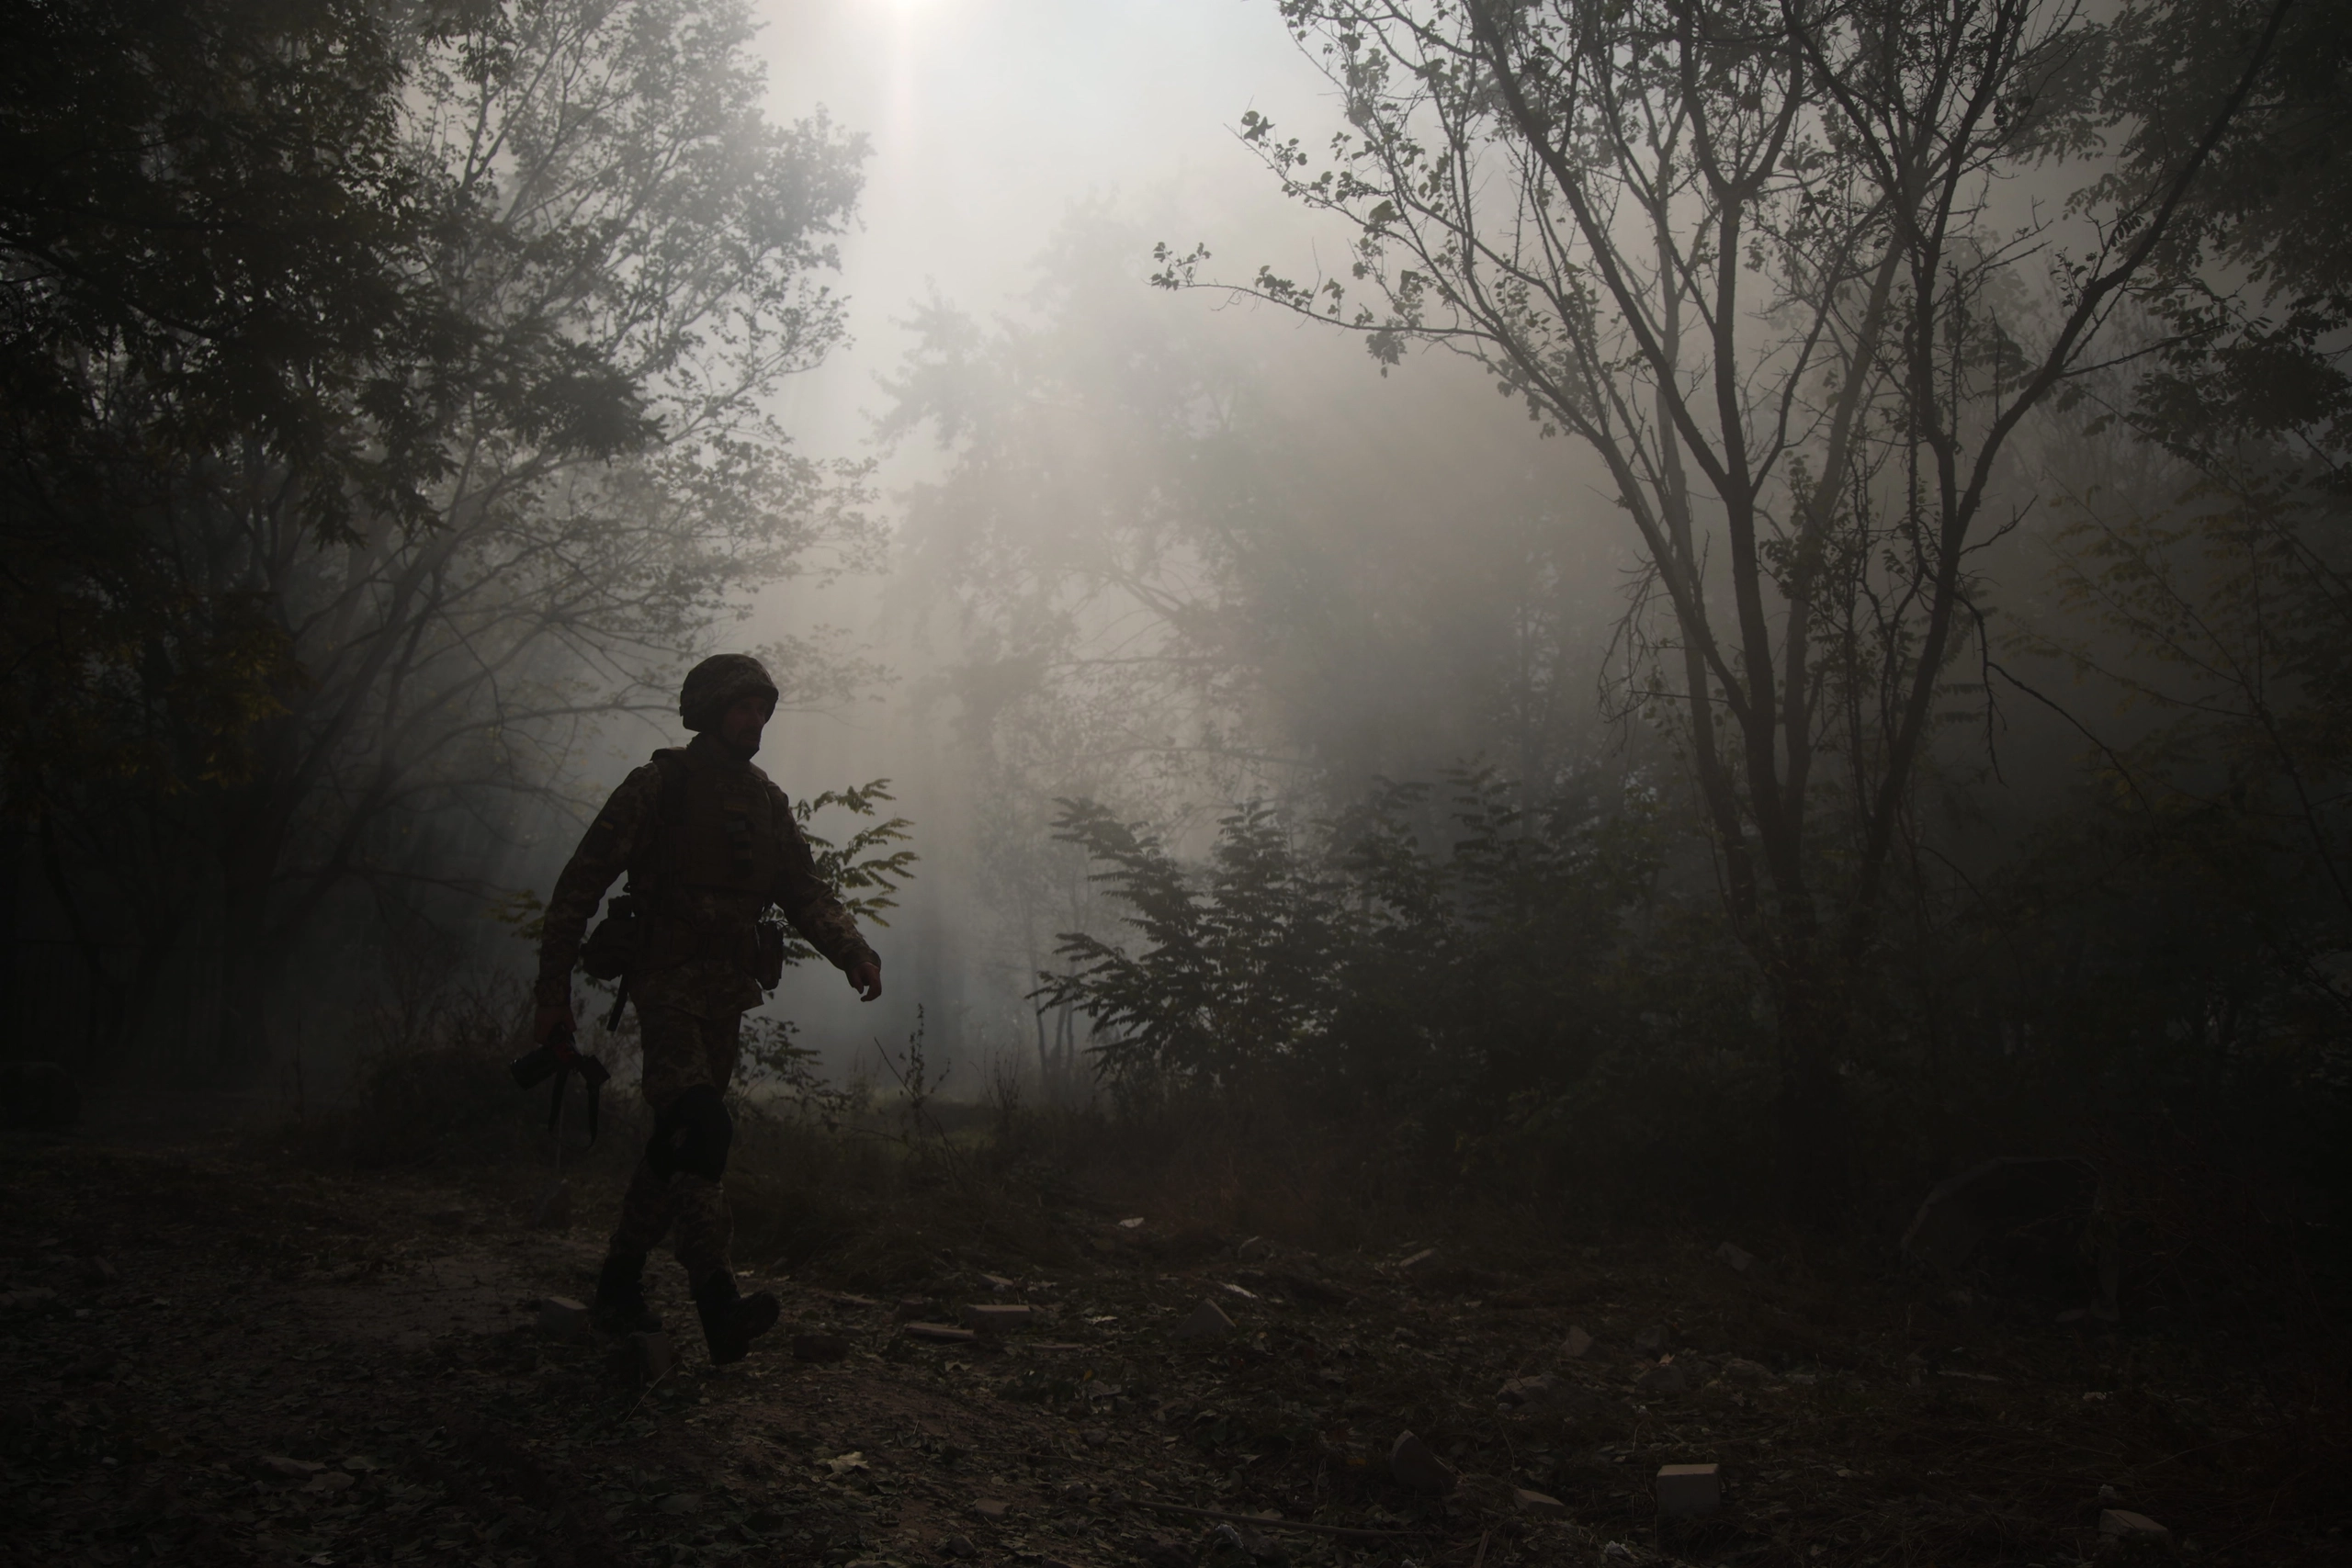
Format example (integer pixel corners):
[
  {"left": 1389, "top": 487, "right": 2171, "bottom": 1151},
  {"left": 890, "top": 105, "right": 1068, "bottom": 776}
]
[{"left": 647, "top": 1084, "right": 731, "bottom": 1181}]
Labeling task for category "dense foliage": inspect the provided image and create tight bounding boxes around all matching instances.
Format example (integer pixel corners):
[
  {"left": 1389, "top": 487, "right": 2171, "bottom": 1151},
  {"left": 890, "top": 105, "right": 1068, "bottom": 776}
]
[
  {"left": 1091, "top": 0, "right": 2348, "bottom": 1224},
  {"left": 1, "top": 0, "right": 873, "bottom": 1079}
]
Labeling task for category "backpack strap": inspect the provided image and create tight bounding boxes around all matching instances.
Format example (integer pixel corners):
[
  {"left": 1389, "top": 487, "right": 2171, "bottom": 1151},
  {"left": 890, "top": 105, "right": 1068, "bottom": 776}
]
[
  {"left": 629, "top": 748, "right": 694, "bottom": 927},
  {"left": 651, "top": 748, "right": 689, "bottom": 826}
]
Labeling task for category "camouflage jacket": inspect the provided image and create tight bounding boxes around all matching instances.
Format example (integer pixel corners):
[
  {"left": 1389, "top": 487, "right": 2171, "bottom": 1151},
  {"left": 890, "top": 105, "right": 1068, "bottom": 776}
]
[{"left": 536, "top": 734, "right": 877, "bottom": 1019}]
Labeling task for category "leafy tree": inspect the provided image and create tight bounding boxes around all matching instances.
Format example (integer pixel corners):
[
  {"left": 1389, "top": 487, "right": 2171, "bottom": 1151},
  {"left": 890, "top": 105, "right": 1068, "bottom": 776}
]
[
  {"left": 1994, "top": 3, "right": 2352, "bottom": 1111},
  {"left": 1164, "top": 0, "right": 2293, "bottom": 1218},
  {"left": 0, "top": 0, "right": 426, "bottom": 804},
  {"left": 884, "top": 212, "right": 1637, "bottom": 1081},
  {"left": 1036, "top": 770, "right": 1662, "bottom": 1157},
  {"left": 2, "top": 0, "right": 876, "bottom": 1079},
  {"left": 1038, "top": 799, "right": 1345, "bottom": 1091},
  {"left": 2093, "top": 0, "right": 2352, "bottom": 478}
]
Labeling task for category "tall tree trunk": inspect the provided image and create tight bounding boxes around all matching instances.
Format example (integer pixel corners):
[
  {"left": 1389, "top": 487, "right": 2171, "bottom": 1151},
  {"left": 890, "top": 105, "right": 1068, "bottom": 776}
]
[
  {"left": 1770, "top": 948, "right": 1851, "bottom": 1229},
  {"left": 213, "top": 798, "right": 289, "bottom": 1086},
  {"left": 0, "top": 824, "right": 20, "bottom": 1060}
]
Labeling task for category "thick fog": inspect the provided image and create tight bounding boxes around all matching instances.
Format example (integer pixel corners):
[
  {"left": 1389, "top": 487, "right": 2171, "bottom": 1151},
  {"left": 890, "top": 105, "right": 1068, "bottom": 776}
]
[
  {"left": 6, "top": 9, "right": 2343, "bottom": 1556},
  {"left": 8, "top": 0, "right": 2339, "bottom": 1183},
  {"left": 535, "top": 1, "right": 1639, "bottom": 1089}
]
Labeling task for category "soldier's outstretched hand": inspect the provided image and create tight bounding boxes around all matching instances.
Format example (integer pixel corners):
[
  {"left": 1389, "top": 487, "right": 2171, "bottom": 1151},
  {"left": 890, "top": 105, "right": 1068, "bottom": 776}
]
[{"left": 848, "top": 959, "right": 882, "bottom": 1002}]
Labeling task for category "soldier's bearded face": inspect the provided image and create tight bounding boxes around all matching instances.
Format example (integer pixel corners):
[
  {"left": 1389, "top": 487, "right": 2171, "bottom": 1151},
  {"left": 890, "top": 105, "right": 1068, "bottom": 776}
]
[{"left": 718, "top": 694, "right": 773, "bottom": 757}]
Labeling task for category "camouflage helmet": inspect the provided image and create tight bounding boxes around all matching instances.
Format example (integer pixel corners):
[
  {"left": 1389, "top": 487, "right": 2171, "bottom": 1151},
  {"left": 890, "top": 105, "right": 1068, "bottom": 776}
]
[{"left": 678, "top": 653, "right": 779, "bottom": 732}]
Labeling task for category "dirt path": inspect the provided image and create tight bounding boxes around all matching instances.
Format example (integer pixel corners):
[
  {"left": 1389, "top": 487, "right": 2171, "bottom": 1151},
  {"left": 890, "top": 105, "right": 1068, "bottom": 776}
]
[{"left": 1, "top": 1132, "right": 2341, "bottom": 1568}]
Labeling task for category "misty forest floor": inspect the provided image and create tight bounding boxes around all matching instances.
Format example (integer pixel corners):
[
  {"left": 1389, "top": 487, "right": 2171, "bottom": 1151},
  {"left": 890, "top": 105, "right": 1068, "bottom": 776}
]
[{"left": 1, "top": 1113, "right": 2345, "bottom": 1568}]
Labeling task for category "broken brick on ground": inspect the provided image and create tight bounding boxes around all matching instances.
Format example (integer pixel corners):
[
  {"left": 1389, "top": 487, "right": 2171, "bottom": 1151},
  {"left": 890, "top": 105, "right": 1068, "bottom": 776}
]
[{"left": 0, "top": 1138, "right": 2341, "bottom": 1568}]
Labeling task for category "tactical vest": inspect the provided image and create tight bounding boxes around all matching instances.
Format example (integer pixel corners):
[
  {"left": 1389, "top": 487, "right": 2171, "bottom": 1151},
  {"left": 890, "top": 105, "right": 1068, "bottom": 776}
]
[{"left": 629, "top": 747, "right": 786, "bottom": 977}]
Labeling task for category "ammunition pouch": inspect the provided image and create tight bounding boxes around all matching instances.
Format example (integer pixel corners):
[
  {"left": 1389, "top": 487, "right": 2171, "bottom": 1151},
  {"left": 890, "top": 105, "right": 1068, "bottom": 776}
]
[
  {"left": 579, "top": 894, "right": 641, "bottom": 983},
  {"left": 585, "top": 750, "right": 785, "bottom": 993},
  {"left": 752, "top": 920, "right": 786, "bottom": 991}
]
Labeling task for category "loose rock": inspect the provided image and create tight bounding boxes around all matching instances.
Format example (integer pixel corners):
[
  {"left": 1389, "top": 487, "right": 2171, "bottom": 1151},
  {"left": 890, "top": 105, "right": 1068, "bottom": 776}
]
[
  {"left": 1274, "top": 1269, "right": 1351, "bottom": 1307},
  {"left": 536, "top": 1296, "right": 593, "bottom": 1343},
  {"left": 963, "top": 1303, "right": 1035, "bottom": 1334},
  {"left": 1170, "top": 1299, "right": 1236, "bottom": 1342},
  {"left": 1634, "top": 1325, "right": 1667, "bottom": 1353},
  {"left": 1634, "top": 1359, "right": 1689, "bottom": 1396},
  {"left": 2100, "top": 1509, "right": 2172, "bottom": 1546},
  {"left": 79, "top": 1257, "right": 120, "bottom": 1287},
  {"left": 1722, "top": 1357, "right": 1772, "bottom": 1387},
  {"left": 1716, "top": 1241, "right": 1755, "bottom": 1272},
  {"left": 792, "top": 1332, "right": 850, "bottom": 1362},
  {"left": 902, "top": 1322, "right": 978, "bottom": 1345},
  {"left": 1498, "top": 1373, "right": 1556, "bottom": 1405},
  {"left": 1215, "top": 1520, "right": 1281, "bottom": 1560},
  {"left": 973, "top": 1498, "right": 1011, "bottom": 1520},
  {"left": 1656, "top": 1462, "right": 1721, "bottom": 1517},
  {"left": 1514, "top": 1486, "right": 1566, "bottom": 1517},
  {"left": 1563, "top": 1325, "right": 1594, "bottom": 1359},
  {"left": 1388, "top": 1430, "right": 1458, "bottom": 1495}
]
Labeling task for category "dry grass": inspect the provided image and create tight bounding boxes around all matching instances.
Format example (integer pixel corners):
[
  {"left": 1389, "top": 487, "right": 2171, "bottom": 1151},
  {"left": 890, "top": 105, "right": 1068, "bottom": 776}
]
[
  {"left": 702, "top": 1098, "right": 2352, "bottom": 1565},
  {"left": 244, "top": 1050, "right": 2352, "bottom": 1566}
]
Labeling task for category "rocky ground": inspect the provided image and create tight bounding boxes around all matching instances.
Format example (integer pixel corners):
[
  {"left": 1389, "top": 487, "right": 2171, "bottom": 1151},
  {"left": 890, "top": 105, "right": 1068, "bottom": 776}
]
[{"left": 1, "top": 1118, "right": 2344, "bottom": 1568}]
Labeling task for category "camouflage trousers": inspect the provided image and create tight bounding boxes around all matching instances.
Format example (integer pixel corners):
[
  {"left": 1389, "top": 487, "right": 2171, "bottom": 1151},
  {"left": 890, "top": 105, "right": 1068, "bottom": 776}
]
[{"left": 606, "top": 1002, "right": 741, "bottom": 1286}]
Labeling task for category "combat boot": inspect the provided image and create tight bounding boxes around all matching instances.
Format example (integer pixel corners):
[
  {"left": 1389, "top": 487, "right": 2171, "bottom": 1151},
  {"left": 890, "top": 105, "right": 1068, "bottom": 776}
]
[
  {"left": 592, "top": 1253, "right": 662, "bottom": 1336},
  {"left": 690, "top": 1270, "right": 779, "bottom": 1365}
]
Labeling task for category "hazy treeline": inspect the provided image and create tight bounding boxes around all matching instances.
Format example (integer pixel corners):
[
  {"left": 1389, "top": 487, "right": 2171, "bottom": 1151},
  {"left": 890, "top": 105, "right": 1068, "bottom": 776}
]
[
  {"left": 0, "top": 0, "right": 874, "bottom": 1082},
  {"left": 907, "top": 0, "right": 2351, "bottom": 1228},
  {"left": 1, "top": 0, "right": 2344, "bottom": 1239}
]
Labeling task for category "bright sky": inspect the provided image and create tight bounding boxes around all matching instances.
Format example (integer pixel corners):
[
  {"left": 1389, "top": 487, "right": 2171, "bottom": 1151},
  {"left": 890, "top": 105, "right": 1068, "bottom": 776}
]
[
  {"left": 740, "top": 3, "right": 1361, "bottom": 1054},
  {"left": 756, "top": 0, "right": 1339, "bottom": 453}
]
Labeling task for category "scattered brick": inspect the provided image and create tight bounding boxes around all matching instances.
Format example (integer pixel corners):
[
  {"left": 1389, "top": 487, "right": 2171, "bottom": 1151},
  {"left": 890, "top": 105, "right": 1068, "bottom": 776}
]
[
  {"left": 1498, "top": 1373, "right": 1557, "bottom": 1405},
  {"left": 963, "top": 1303, "right": 1036, "bottom": 1334},
  {"left": 1388, "top": 1430, "right": 1458, "bottom": 1495},
  {"left": 2100, "top": 1509, "right": 2172, "bottom": 1548},
  {"left": 537, "top": 1296, "right": 592, "bottom": 1342},
  {"left": 1170, "top": 1299, "right": 1235, "bottom": 1342},
  {"left": 1635, "top": 1359, "right": 1689, "bottom": 1396},
  {"left": 1656, "top": 1462, "right": 1721, "bottom": 1517},
  {"left": 903, "top": 1322, "right": 978, "bottom": 1345}
]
